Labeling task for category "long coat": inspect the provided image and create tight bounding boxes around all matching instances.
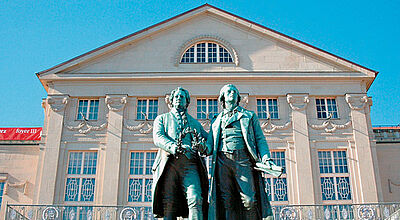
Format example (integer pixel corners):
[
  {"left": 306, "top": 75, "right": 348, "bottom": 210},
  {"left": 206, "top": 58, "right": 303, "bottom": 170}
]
[
  {"left": 152, "top": 111, "right": 209, "bottom": 218},
  {"left": 206, "top": 106, "right": 273, "bottom": 219}
]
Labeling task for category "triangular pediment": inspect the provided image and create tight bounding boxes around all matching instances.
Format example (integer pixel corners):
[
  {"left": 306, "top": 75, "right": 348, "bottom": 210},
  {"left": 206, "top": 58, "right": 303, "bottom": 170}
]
[{"left": 38, "top": 4, "right": 376, "bottom": 86}]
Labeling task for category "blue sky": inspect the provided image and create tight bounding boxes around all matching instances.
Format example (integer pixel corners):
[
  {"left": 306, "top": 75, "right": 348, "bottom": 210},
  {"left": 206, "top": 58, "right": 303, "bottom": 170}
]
[{"left": 1, "top": 0, "right": 399, "bottom": 126}]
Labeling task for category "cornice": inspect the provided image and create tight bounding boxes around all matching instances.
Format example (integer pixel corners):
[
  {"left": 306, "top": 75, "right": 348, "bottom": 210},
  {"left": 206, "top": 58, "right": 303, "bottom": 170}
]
[{"left": 39, "top": 72, "right": 373, "bottom": 82}]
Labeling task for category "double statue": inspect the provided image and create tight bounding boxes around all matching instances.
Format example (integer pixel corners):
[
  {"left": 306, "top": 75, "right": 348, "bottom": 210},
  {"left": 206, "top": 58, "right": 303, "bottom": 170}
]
[{"left": 152, "top": 84, "right": 282, "bottom": 220}]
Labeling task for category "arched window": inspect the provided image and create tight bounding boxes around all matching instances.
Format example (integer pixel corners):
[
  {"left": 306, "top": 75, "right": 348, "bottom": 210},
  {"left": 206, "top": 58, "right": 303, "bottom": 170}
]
[{"left": 180, "top": 42, "right": 234, "bottom": 63}]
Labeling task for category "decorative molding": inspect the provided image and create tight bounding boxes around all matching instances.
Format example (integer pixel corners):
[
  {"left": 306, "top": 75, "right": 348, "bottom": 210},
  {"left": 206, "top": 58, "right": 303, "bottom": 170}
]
[
  {"left": 286, "top": 94, "right": 309, "bottom": 111},
  {"left": 309, "top": 120, "right": 352, "bottom": 133},
  {"left": 120, "top": 207, "right": 137, "bottom": 220},
  {"left": 345, "top": 94, "right": 372, "bottom": 110},
  {"left": 46, "top": 95, "right": 69, "bottom": 112},
  {"left": 4, "top": 180, "right": 28, "bottom": 195},
  {"left": 125, "top": 120, "right": 153, "bottom": 134},
  {"left": 105, "top": 95, "right": 127, "bottom": 112},
  {"left": 357, "top": 205, "right": 375, "bottom": 220},
  {"left": 260, "top": 114, "right": 292, "bottom": 134},
  {"left": 175, "top": 35, "right": 239, "bottom": 66},
  {"left": 65, "top": 120, "right": 108, "bottom": 134}
]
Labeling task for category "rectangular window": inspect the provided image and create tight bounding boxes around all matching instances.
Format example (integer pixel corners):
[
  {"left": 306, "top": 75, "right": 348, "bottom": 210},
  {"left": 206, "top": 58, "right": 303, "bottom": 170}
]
[
  {"left": 0, "top": 182, "right": 4, "bottom": 208},
  {"left": 77, "top": 100, "right": 99, "bottom": 120},
  {"left": 264, "top": 151, "right": 288, "bottom": 202},
  {"left": 197, "top": 98, "right": 218, "bottom": 119},
  {"left": 318, "top": 150, "right": 351, "bottom": 201},
  {"left": 128, "top": 151, "right": 156, "bottom": 204},
  {"left": 65, "top": 151, "right": 97, "bottom": 202},
  {"left": 316, "top": 98, "right": 338, "bottom": 119},
  {"left": 137, "top": 99, "right": 158, "bottom": 120},
  {"left": 257, "top": 98, "right": 279, "bottom": 119}
]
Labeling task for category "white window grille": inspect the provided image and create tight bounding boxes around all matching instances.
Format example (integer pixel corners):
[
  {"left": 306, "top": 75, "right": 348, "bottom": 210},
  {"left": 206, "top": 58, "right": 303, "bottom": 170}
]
[
  {"left": 316, "top": 98, "right": 338, "bottom": 119},
  {"left": 0, "top": 182, "right": 4, "bottom": 208},
  {"left": 65, "top": 151, "right": 97, "bottom": 202},
  {"left": 197, "top": 98, "right": 219, "bottom": 119},
  {"left": 318, "top": 150, "right": 352, "bottom": 201},
  {"left": 197, "top": 42, "right": 206, "bottom": 63},
  {"left": 137, "top": 99, "right": 158, "bottom": 120},
  {"left": 77, "top": 100, "right": 99, "bottom": 120},
  {"left": 128, "top": 151, "right": 156, "bottom": 205},
  {"left": 181, "top": 47, "right": 194, "bottom": 63},
  {"left": 181, "top": 42, "right": 233, "bottom": 63},
  {"left": 264, "top": 151, "right": 288, "bottom": 202},
  {"left": 257, "top": 98, "right": 279, "bottom": 119}
]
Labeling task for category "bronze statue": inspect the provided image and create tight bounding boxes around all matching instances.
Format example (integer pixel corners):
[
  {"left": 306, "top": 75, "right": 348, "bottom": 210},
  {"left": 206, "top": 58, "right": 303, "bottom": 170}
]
[
  {"left": 206, "top": 84, "right": 282, "bottom": 220},
  {"left": 152, "top": 87, "right": 209, "bottom": 220}
]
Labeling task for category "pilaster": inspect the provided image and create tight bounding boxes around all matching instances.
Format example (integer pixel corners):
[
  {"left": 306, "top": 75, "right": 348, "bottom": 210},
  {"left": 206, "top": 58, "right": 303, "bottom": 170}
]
[
  {"left": 286, "top": 93, "right": 316, "bottom": 204},
  {"left": 101, "top": 94, "right": 127, "bottom": 205},
  {"left": 345, "top": 93, "right": 379, "bottom": 202},
  {"left": 36, "top": 94, "right": 69, "bottom": 204}
]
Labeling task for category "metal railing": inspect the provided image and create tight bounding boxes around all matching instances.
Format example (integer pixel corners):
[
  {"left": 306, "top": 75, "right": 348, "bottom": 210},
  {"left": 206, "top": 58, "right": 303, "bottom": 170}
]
[
  {"left": 6, "top": 205, "right": 153, "bottom": 220},
  {"left": 6, "top": 203, "right": 400, "bottom": 220}
]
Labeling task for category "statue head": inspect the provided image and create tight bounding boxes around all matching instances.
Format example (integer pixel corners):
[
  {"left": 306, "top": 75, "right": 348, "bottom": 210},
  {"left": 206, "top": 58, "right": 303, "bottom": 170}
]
[
  {"left": 218, "top": 84, "right": 241, "bottom": 108},
  {"left": 169, "top": 87, "right": 191, "bottom": 111}
]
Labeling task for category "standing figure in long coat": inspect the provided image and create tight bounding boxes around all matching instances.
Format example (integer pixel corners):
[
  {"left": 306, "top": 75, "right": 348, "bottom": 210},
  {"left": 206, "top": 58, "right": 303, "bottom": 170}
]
[
  {"left": 152, "top": 87, "right": 209, "bottom": 220},
  {"left": 206, "top": 84, "right": 279, "bottom": 220}
]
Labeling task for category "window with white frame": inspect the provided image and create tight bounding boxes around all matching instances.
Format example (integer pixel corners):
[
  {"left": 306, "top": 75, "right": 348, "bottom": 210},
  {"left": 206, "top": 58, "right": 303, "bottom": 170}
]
[
  {"left": 264, "top": 151, "right": 288, "bottom": 202},
  {"left": 128, "top": 151, "right": 156, "bottom": 202},
  {"left": 318, "top": 150, "right": 352, "bottom": 201},
  {"left": 257, "top": 98, "right": 279, "bottom": 119},
  {"left": 316, "top": 98, "right": 338, "bottom": 119},
  {"left": 181, "top": 42, "right": 233, "bottom": 63},
  {"left": 137, "top": 99, "right": 158, "bottom": 120},
  {"left": 0, "top": 182, "right": 4, "bottom": 208},
  {"left": 65, "top": 151, "right": 97, "bottom": 202},
  {"left": 197, "top": 98, "right": 219, "bottom": 119},
  {"left": 127, "top": 151, "right": 157, "bottom": 219},
  {"left": 77, "top": 99, "right": 99, "bottom": 120}
]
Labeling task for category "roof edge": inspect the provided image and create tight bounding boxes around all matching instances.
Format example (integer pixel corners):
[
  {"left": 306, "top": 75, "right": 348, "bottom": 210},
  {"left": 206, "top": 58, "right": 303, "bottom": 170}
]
[
  {"left": 36, "top": 3, "right": 378, "bottom": 78},
  {"left": 37, "top": 4, "right": 211, "bottom": 76},
  {"left": 205, "top": 4, "right": 378, "bottom": 76}
]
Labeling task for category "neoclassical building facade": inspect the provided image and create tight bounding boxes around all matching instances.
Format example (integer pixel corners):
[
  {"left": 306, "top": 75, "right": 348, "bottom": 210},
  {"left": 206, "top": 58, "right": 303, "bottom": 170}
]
[{"left": 1, "top": 4, "right": 398, "bottom": 220}]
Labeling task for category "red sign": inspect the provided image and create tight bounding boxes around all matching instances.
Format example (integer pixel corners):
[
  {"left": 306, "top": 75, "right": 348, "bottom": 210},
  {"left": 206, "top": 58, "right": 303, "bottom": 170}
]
[{"left": 0, "top": 128, "right": 42, "bottom": 141}]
